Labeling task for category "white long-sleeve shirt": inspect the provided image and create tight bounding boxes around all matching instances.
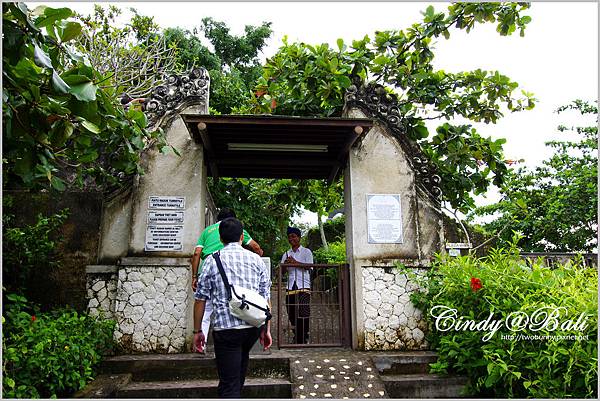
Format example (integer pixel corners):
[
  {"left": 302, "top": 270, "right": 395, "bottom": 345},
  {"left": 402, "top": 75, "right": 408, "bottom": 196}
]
[{"left": 281, "top": 246, "right": 313, "bottom": 290}]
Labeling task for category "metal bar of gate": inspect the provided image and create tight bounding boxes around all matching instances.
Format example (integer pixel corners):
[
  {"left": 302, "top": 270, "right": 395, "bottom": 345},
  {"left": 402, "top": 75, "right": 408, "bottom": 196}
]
[
  {"left": 277, "top": 262, "right": 282, "bottom": 349},
  {"left": 342, "top": 264, "right": 352, "bottom": 347},
  {"left": 277, "top": 263, "right": 349, "bottom": 348}
]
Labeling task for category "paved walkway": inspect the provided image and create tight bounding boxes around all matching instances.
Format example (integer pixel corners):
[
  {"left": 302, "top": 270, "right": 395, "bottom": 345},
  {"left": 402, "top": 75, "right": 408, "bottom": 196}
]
[
  {"left": 282, "top": 349, "right": 388, "bottom": 399},
  {"left": 195, "top": 346, "right": 389, "bottom": 398}
]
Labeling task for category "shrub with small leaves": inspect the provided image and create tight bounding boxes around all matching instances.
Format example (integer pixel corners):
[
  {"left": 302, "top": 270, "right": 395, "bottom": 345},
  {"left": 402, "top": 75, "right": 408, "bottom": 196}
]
[
  {"left": 2, "top": 196, "right": 68, "bottom": 296},
  {"left": 401, "top": 237, "right": 598, "bottom": 398},
  {"left": 2, "top": 293, "right": 115, "bottom": 398}
]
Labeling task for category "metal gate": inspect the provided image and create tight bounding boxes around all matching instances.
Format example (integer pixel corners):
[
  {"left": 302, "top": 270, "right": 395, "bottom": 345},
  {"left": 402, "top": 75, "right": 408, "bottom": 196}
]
[{"left": 275, "top": 263, "right": 351, "bottom": 348}]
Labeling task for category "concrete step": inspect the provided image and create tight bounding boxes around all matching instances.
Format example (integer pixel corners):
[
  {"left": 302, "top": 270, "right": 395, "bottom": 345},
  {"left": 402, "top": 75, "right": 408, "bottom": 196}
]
[
  {"left": 381, "top": 374, "right": 469, "bottom": 398},
  {"left": 73, "top": 374, "right": 131, "bottom": 398},
  {"left": 115, "top": 377, "right": 292, "bottom": 398},
  {"left": 99, "top": 353, "right": 289, "bottom": 381},
  {"left": 371, "top": 352, "right": 438, "bottom": 375}
]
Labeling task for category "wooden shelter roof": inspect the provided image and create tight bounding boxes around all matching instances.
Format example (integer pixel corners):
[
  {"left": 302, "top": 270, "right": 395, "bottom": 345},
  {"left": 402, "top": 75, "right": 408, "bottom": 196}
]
[{"left": 181, "top": 114, "right": 374, "bottom": 182}]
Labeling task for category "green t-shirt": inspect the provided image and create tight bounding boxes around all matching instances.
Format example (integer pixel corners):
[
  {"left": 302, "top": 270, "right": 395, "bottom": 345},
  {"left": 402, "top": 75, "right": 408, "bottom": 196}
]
[{"left": 196, "top": 221, "right": 253, "bottom": 267}]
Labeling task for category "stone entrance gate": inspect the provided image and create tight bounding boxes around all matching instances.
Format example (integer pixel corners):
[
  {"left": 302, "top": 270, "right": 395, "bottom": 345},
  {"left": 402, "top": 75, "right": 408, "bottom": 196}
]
[{"left": 86, "top": 68, "right": 444, "bottom": 353}]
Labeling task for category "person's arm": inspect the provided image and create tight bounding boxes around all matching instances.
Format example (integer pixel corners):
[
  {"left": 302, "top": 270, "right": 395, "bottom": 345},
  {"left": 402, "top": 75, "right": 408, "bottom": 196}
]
[
  {"left": 193, "top": 299, "right": 206, "bottom": 352},
  {"left": 247, "top": 239, "right": 264, "bottom": 256},
  {"left": 259, "top": 301, "right": 272, "bottom": 350},
  {"left": 287, "top": 249, "right": 313, "bottom": 270},
  {"left": 257, "top": 258, "right": 272, "bottom": 350},
  {"left": 281, "top": 251, "right": 289, "bottom": 274},
  {"left": 190, "top": 246, "right": 203, "bottom": 291},
  {"left": 193, "top": 256, "right": 214, "bottom": 353},
  {"left": 242, "top": 229, "right": 263, "bottom": 256},
  {"left": 305, "top": 249, "right": 314, "bottom": 270}
]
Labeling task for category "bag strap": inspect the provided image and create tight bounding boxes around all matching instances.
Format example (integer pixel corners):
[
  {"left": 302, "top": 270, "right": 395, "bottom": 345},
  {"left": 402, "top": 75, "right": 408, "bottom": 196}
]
[
  {"left": 212, "top": 251, "right": 232, "bottom": 300},
  {"left": 212, "top": 251, "right": 272, "bottom": 322}
]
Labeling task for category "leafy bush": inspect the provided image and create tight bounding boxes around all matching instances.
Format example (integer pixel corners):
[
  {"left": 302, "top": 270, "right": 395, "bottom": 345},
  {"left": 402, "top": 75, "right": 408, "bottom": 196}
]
[
  {"left": 313, "top": 240, "right": 346, "bottom": 264},
  {"left": 2, "top": 196, "right": 68, "bottom": 296},
  {"left": 307, "top": 216, "right": 345, "bottom": 250},
  {"left": 314, "top": 240, "right": 346, "bottom": 285},
  {"left": 2, "top": 293, "right": 115, "bottom": 398},
  {"left": 403, "top": 239, "right": 598, "bottom": 398}
]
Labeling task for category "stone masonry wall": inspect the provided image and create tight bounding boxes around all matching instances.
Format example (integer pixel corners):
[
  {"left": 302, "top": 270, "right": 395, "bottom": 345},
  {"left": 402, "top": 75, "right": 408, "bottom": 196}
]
[
  {"left": 362, "top": 267, "right": 428, "bottom": 350},
  {"left": 87, "top": 272, "right": 117, "bottom": 320},
  {"left": 113, "top": 266, "right": 189, "bottom": 353}
]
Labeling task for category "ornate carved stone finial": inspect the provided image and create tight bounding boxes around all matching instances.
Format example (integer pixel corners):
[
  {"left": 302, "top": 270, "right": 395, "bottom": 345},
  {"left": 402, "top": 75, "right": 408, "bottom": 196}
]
[
  {"left": 145, "top": 68, "right": 210, "bottom": 127},
  {"left": 345, "top": 80, "right": 442, "bottom": 203}
]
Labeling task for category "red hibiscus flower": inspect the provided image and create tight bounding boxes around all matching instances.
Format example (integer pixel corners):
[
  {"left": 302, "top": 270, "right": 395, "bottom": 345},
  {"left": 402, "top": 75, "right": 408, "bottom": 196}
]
[
  {"left": 470, "top": 277, "right": 483, "bottom": 292},
  {"left": 31, "top": 315, "right": 36, "bottom": 322}
]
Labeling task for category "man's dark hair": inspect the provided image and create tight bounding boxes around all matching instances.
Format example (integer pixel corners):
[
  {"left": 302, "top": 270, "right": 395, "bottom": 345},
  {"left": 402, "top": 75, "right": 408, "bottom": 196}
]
[
  {"left": 217, "top": 207, "right": 236, "bottom": 221},
  {"left": 219, "top": 217, "right": 243, "bottom": 244}
]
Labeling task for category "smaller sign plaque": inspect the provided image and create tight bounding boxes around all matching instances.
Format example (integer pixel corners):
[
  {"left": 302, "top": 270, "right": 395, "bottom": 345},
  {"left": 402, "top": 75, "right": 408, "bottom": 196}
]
[
  {"left": 147, "top": 211, "right": 185, "bottom": 224},
  {"left": 448, "top": 248, "right": 461, "bottom": 257},
  {"left": 148, "top": 196, "right": 185, "bottom": 210},
  {"left": 445, "top": 242, "right": 472, "bottom": 249},
  {"left": 145, "top": 224, "right": 183, "bottom": 251}
]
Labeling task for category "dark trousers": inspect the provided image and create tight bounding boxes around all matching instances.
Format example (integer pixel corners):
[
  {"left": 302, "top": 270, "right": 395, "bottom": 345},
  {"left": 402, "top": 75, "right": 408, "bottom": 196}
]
[
  {"left": 286, "top": 286, "right": 311, "bottom": 344},
  {"left": 212, "top": 327, "right": 260, "bottom": 398}
]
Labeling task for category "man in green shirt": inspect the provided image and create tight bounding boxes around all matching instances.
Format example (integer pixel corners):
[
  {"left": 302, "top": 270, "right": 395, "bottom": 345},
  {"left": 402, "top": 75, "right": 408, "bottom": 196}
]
[{"left": 190, "top": 208, "right": 264, "bottom": 337}]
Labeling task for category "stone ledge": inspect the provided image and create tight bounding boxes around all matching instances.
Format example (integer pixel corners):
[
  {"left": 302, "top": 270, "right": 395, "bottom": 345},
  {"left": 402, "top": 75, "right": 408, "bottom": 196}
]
[
  {"left": 86, "top": 265, "right": 118, "bottom": 274},
  {"left": 119, "top": 257, "right": 190, "bottom": 267},
  {"left": 358, "top": 259, "right": 433, "bottom": 268}
]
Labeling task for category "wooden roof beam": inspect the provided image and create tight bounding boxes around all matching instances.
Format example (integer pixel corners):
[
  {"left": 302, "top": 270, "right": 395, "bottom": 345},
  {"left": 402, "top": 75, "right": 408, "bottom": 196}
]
[
  {"left": 197, "top": 122, "right": 220, "bottom": 179},
  {"left": 327, "top": 125, "right": 366, "bottom": 183}
]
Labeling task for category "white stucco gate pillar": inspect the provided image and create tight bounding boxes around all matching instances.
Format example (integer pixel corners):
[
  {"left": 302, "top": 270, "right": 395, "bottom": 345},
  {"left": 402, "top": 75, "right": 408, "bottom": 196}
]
[
  {"left": 343, "top": 81, "right": 444, "bottom": 350},
  {"left": 90, "top": 69, "right": 211, "bottom": 352}
]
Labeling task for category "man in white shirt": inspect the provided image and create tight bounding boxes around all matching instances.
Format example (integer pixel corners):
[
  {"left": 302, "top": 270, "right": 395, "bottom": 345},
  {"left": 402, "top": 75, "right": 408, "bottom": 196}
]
[{"left": 280, "top": 226, "right": 313, "bottom": 344}]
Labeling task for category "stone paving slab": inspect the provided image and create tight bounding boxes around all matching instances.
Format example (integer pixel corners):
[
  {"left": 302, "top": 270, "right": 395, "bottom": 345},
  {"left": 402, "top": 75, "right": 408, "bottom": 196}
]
[{"left": 286, "top": 349, "right": 389, "bottom": 399}]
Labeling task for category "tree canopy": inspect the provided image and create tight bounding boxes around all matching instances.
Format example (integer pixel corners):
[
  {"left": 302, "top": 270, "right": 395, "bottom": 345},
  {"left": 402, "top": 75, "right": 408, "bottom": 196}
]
[
  {"left": 74, "top": 5, "right": 176, "bottom": 99},
  {"left": 2, "top": 2, "right": 171, "bottom": 191},
  {"left": 239, "top": 2, "right": 536, "bottom": 212},
  {"left": 471, "top": 100, "right": 598, "bottom": 252},
  {"left": 162, "top": 17, "right": 272, "bottom": 114}
]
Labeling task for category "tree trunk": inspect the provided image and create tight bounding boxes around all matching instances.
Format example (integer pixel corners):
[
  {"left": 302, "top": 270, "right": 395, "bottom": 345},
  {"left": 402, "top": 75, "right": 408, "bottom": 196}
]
[{"left": 318, "top": 212, "right": 328, "bottom": 250}]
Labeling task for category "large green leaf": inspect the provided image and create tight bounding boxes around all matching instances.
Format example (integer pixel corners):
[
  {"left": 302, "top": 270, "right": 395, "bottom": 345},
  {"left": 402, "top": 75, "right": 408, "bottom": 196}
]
[
  {"left": 33, "top": 43, "right": 53, "bottom": 69},
  {"left": 31, "top": 5, "right": 48, "bottom": 16},
  {"left": 57, "top": 21, "right": 82, "bottom": 42},
  {"left": 34, "top": 7, "right": 72, "bottom": 28},
  {"left": 69, "top": 82, "right": 97, "bottom": 102},
  {"left": 51, "top": 70, "right": 70, "bottom": 94},
  {"left": 80, "top": 119, "right": 100, "bottom": 134},
  {"left": 78, "top": 151, "right": 99, "bottom": 163},
  {"left": 14, "top": 151, "right": 33, "bottom": 176},
  {"left": 50, "top": 176, "right": 66, "bottom": 191},
  {"left": 62, "top": 74, "right": 92, "bottom": 86}
]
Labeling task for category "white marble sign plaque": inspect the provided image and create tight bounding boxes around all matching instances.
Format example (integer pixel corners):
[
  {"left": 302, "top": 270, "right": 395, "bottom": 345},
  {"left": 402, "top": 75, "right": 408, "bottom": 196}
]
[
  {"left": 367, "top": 194, "right": 403, "bottom": 244},
  {"left": 148, "top": 196, "right": 185, "bottom": 210},
  {"left": 147, "top": 211, "right": 185, "bottom": 224},
  {"left": 145, "top": 225, "right": 184, "bottom": 251},
  {"left": 145, "top": 195, "right": 186, "bottom": 251}
]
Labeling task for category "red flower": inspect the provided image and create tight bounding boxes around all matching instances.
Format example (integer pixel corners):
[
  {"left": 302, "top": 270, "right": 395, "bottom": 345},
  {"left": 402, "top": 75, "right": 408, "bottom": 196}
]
[
  {"left": 470, "top": 277, "right": 483, "bottom": 292},
  {"left": 31, "top": 315, "right": 36, "bottom": 322}
]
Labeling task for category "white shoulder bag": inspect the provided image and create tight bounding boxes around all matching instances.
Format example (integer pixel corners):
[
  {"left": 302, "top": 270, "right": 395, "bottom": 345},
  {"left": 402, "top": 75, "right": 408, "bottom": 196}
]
[{"left": 212, "top": 251, "right": 271, "bottom": 328}]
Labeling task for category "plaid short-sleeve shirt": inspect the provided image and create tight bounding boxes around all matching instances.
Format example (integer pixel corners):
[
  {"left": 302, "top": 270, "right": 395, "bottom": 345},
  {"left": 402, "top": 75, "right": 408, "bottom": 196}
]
[{"left": 195, "top": 242, "right": 270, "bottom": 330}]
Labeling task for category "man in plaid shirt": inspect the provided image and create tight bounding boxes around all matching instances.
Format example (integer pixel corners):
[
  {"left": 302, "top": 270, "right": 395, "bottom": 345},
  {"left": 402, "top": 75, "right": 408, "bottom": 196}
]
[{"left": 193, "top": 217, "right": 272, "bottom": 398}]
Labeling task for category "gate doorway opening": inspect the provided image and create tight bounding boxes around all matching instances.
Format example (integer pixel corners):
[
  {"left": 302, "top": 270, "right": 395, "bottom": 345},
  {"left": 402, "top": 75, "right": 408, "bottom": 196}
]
[
  {"left": 275, "top": 263, "right": 352, "bottom": 348},
  {"left": 182, "top": 114, "right": 373, "bottom": 349}
]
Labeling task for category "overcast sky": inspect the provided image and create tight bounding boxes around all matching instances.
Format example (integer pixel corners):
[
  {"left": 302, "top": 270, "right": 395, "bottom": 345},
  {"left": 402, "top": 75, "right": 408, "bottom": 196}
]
[{"left": 32, "top": 1, "right": 599, "bottom": 222}]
